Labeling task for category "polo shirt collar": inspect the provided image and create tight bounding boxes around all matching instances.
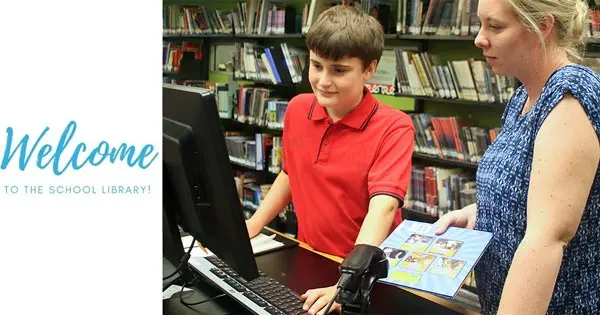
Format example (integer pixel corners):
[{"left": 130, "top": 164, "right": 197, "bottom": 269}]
[{"left": 307, "top": 87, "right": 378, "bottom": 130}]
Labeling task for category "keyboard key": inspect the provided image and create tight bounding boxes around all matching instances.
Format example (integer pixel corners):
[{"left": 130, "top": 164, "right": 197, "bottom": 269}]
[
  {"left": 209, "top": 268, "right": 227, "bottom": 278},
  {"left": 267, "top": 308, "right": 286, "bottom": 315}
]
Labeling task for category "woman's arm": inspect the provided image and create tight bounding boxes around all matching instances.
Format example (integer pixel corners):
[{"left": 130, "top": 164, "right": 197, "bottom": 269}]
[{"left": 497, "top": 95, "right": 600, "bottom": 314}]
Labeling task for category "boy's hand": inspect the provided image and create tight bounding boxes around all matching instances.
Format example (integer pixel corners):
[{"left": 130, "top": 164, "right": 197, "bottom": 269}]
[
  {"left": 301, "top": 285, "right": 340, "bottom": 315},
  {"left": 245, "top": 219, "right": 262, "bottom": 239}
]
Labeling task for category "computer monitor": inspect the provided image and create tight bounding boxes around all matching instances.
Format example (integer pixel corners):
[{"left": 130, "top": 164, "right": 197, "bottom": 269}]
[{"left": 162, "top": 83, "right": 259, "bottom": 281}]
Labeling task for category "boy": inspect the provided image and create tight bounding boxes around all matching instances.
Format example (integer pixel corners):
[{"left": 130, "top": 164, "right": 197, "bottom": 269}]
[{"left": 246, "top": 5, "right": 414, "bottom": 314}]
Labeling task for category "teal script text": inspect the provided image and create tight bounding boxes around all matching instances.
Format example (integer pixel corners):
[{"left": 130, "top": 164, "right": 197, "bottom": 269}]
[{"left": 0, "top": 121, "right": 158, "bottom": 175}]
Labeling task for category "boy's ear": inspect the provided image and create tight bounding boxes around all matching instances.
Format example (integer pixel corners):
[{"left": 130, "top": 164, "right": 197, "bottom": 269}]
[{"left": 363, "top": 60, "right": 378, "bottom": 81}]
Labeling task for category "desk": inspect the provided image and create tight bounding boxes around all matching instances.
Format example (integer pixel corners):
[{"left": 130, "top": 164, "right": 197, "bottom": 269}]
[{"left": 164, "top": 230, "right": 481, "bottom": 315}]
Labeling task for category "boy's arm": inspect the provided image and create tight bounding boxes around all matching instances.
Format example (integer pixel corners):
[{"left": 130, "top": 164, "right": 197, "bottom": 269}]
[
  {"left": 355, "top": 195, "right": 399, "bottom": 246},
  {"left": 246, "top": 171, "right": 292, "bottom": 238},
  {"left": 359, "top": 116, "right": 415, "bottom": 246}
]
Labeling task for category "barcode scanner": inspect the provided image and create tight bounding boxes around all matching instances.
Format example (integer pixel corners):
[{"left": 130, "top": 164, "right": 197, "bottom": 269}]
[{"left": 323, "top": 244, "right": 389, "bottom": 315}]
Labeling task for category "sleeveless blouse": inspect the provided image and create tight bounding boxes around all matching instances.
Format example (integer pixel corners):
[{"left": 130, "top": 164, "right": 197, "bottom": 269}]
[{"left": 474, "top": 64, "right": 600, "bottom": 314}]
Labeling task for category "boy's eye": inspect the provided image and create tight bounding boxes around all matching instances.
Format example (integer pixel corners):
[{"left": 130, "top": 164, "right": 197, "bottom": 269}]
[
  {"left": 312, "top": 64, "right": 322, "bottom": 70},
  {"left": 333, "top": 68, "right": 346, "bottom": 73}
]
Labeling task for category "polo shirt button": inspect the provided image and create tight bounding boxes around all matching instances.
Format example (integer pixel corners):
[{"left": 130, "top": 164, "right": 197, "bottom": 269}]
[{"left": 324, "top": 140, "right": 329, "bottom": 145}]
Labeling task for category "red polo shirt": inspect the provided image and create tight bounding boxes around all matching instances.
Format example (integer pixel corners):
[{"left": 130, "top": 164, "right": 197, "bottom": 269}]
[{"left": 282, "top": 88, "right": 414, "bottom": 257}]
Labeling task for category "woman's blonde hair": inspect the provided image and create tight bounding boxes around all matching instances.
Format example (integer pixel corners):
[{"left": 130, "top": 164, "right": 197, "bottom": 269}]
[{"left": 505, "top": 0, "right": 589, "bottom": 62}]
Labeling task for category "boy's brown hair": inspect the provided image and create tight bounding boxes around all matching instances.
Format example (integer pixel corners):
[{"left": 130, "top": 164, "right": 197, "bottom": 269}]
[{"left": 305, "top": 5, "right": 384, "bottom": 69}]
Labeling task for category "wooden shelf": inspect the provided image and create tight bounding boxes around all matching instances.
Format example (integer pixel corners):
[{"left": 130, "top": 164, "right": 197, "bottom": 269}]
[
  {"left": 396, "top": 34, "right": 476, "bottom": 41},
  {"left": 586, "top": 38, "right": 600, "bottom": 44},
  {"left": 221, "top": 117, "right": 284, "bottom": 132},
  {"left": 232, "top": 77, "right": 300, "bottom": 87},
  {"left": 163, "top": 33, "right": 234, "bottom": 39},
  {"left": 413, "top": 152, "right": 478, "bottom": 169},
  {"left": 162, "top": 33, "right": 600, "bottom": 46},
  {"left": 163, "top": 33, "right": 477, "bottom": 42},
  {"left": 395, "top": 93, "right": 505, "bottom": 108},
  {"left": 229, "top": 155, "right": 280, "bottom": 174},
  {"left": 229, "top": 155, "right": 259, "bottom": 170},
  {"left": 402, "top": 207, "right": 438, "bottom": 223},
  {"left": 163, "top": 33, "right": 303, "bottom": 40},
  {"left": 235, "top": 33, "right": 304, "bottom": 39}
]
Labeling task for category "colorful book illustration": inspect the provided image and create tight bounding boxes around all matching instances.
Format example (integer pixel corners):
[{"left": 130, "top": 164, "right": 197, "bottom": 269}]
[{"left": 378, "top": 220, "right": 493, "bottom": 298}]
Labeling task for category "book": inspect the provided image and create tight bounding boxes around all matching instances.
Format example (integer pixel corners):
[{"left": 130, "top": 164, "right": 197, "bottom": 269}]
[
  {"left": 182, "top": 232, "right": 286, "bottom": 256},
  {"left": 377, "top": 219, "right": 492, "bottom": 298}
]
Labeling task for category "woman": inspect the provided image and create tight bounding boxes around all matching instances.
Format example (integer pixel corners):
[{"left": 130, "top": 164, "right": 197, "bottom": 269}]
[{"left": 435, "top": 0, "right": 600, "bottom": 314}]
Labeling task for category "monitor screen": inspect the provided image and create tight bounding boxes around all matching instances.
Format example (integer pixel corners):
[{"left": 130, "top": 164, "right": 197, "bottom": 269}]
[{"left": 162, "top": 84, "right": 259, "bottom": 281}]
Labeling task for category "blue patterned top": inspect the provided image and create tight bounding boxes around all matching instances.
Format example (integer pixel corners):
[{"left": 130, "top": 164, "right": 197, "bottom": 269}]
[{"left": 474, "top": 64, "right": 600, "bottom": 315}]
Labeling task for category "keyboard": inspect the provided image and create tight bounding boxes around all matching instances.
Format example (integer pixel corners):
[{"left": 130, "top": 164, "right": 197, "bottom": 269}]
[{"left": 188, "top": 255, "right": 309, "bottom": 315}]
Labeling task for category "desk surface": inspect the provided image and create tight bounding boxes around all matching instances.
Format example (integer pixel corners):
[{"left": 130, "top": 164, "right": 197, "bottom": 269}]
[
  {"left": 255, "top": 245, "right": 463, "bottom": 315},
  {"left": 267, "top": 229, "right": 480, "bottom": 315},
  {"left": 164, "top": 234, "right": 480, "bottom": 315}
]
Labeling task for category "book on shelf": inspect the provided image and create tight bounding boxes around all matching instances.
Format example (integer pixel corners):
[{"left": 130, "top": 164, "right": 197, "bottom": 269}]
[
  {"left": 163, "top": 41, "right": 204, "bottom": 73},
  {"left": 303, "top": 0, "right": 395, "bottom": 33},
  {"left": 583, "top": 55, "right": 600, "bottom": 73},
  {"left": 410, "top": 113, "right": 500, "bottom": 163},
  {"left": 405, "top": 165, "right": 476, "bottom": 217},
  {"left": 163, "top": 1, "right": 307, "bottom": 35},
  {"left": 226, "top": 132, "right": 282, "bottom": 172},
  {"left": 163, "top": 5, "right": 233, "bottom": 35},
  {"left": 378, "top": 219, "right": 492, "bottom": 298},
  {"left": 396, "top": 0, "right": 480, "bottom": 37},
  {"left": 587, "top": 0, "right": 600, "bottom": 40},
  {"left": 234, "top": 42, "right": 307, "bottom": 84},
  {"left": 395, "top": 48, "right": 517, "bottom": 103},
  {"left": 366, "top": 48, "right": 411, "bottom": 95},
  {"left": 235, "top": 85, "right": 289, "bottom": 128}
]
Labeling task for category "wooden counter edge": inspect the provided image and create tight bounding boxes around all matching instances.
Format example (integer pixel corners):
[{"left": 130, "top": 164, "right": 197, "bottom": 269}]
[{"left": 264, "top": 227, "right": 481, "bottom": 315}]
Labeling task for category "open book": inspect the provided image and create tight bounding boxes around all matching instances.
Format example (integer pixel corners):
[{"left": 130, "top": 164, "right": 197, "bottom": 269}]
[
  {"left": 378, "top": 220, "right": 492, "bottom": 298},
  {"left": 182, "top": 232, "right": 286, "bottom": 257},
  {"left": 249, "top": 233, "right": 285, "bottom": 254}
]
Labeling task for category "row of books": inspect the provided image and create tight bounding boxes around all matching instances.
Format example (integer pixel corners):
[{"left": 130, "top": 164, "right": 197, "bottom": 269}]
[
  {"left": 411, "top": 113, "right": 500, "bottom": 163},
  {"left": 164, "top": 81, "right": 507, "bottom": 167},
  {"left": 163, "top": 5, "right": 232, "bottom": 35},
  {"left": 405, "top": 166, "right": 476, "bottom": 218},
  {"left": 233, "top": 42, "right": 307, "bottom": 84},
  {"left": 228, "top": 0, "right": 304, "bottom": 35},
  {"left": 225, "top": 132, "right": 283, "bottom": 172},
  {"left": 583, "top": 56, "right": 600, "bottom": 73},
  {"left": 163, "top": 41, "right": 203, "bottom": 73},
  {"left": 163, "top": 1, "right": 306, "bottom": 35},
  {"left": 303, "top": 0, "right": 395, "bottom": 34},
  {"left": 396, "top": 0, "right": 479, "bottom": 36},
  {"left": 395, "top": 48, "right": 517, "bottom": 103},
  {"left": 587, "top": 1, "right": 600, "bottom": 39},
  {"left": 162, "top": 0, "right": 600, "bottom": 42},
  {"left": 236, "top": 86, "right": 289, "bottom": 128}
]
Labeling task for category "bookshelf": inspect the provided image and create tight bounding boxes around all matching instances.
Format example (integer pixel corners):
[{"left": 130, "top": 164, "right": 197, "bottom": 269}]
[
  {"left": 396, "top": 93, "right": 505, "bottom": 108},
  {"left": 164, "top": 32, "right": 600, "bottom": 44},
  {"left": 413, "top": 152, "right": 478, "bottom": 169}
]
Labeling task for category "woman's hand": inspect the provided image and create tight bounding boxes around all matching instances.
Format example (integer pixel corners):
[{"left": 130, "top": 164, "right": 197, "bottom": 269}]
[
  {"left": 300, "top": 285, "right": 340, "bottom": 315},
  {"left": 434, "top": 204, "right": 477, "bottom": 235}
]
